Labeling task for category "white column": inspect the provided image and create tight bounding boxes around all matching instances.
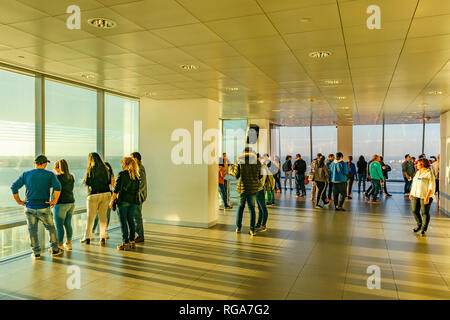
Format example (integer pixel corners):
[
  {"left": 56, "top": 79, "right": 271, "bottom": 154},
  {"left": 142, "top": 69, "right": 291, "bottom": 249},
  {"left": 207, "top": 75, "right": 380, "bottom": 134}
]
[
  {"left": 440, "top": 112, "right": 449, "bottom": 215},
  {"left": 337, "top": 125, "right": 353, "bottom": 157},
  {"left": 139, "top": 98, "right": 219, "bottom": 228}
]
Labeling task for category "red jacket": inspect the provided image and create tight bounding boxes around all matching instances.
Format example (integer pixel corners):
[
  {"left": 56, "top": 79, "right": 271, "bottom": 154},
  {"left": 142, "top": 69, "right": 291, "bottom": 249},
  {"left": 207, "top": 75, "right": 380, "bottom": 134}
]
[{"left": 219, "top": 166, "right": 225, "bottom": 184}]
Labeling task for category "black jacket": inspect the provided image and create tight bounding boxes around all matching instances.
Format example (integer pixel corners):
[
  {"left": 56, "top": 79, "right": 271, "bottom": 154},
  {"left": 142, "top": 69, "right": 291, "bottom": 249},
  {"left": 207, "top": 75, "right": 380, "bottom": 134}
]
[
  {"left": 84, "top": 165, "right": 111, "bottom": 195},
  {"left": 357, "top": 160, "right": 367, "bottom": 175},
  {"left": 56, "top": 174, "right": 75, "bottom": 204},
  {"left": 113, "top": 170, "right": 140, "bottom": 205},
  {"left": 293, "top": 158, "right": 307, "bottom": 175}
]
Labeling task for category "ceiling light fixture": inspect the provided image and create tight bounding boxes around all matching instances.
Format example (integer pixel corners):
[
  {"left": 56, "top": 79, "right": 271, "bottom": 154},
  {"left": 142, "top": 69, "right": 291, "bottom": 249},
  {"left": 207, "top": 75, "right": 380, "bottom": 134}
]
[
  {"left": 427, "top": 90, "right": 443, "bottom": 95},
  {"left": 17, "top": 55, "right": 25, "bottom": 59},
  {"left": 300, "top": 18, "right": 311, "bottom": 22},
  {"left": 309, "top": 51, "right": 332, "bottom": 58},
  {"left": 323, "top": 80, "right": 341, "bottom": 85},
  {"left": 224, "top": 87, "right": 239, "bottom": 92},
  {"left": 335, "top": 96, "right": 347, "bottom": 100},
  {"left": 87, "top": 18, "right": 117, "bottom": 29},
  {"left": 81, "top": 73, "right": 95, "bottom": 80},
  {"left": 180, "top": 64, "right": 198, "bottom": 71}
]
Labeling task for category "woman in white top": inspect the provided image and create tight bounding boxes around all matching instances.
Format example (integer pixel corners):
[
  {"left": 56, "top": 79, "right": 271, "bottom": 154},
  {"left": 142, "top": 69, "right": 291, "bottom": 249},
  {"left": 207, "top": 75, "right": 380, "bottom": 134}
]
[{"left": 409, "top": 158, "right": 436, "bottom": 236}]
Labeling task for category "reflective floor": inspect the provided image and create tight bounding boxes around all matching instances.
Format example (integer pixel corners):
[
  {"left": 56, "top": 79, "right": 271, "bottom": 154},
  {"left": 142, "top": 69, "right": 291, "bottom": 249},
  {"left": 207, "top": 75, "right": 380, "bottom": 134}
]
[{"left": 0, "top": 191, "right": 449, "bottom": 300}]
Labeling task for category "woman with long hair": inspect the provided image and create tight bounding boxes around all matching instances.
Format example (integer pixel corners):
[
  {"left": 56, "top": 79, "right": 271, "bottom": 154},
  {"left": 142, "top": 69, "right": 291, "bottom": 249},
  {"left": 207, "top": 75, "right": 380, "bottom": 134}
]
[
  {"left": 92, "top": 162, "right": 115, "bottom": 238},
  {"left": 53, "top": 159, "right": 75, "bottom": 250},
  {"left": 356, "top": 155, "right": 367, "bottom": 193},
  {"left": 313, "top": 155, "right": 330, "bottom": 209},
  {"left": 410, "top": 158, "right": 436, "bottom": 237},
  {"left": 110, "top": 157, "right": 141, "bottom": 250},
  {"left": 81, "top": 152, "right": 111, "bottom": 245}
]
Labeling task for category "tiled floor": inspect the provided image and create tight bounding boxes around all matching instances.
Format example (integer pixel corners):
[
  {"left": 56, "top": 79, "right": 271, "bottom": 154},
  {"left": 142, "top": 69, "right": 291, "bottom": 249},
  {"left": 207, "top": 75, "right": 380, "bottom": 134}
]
[{"left": 0, "top": 191, "right": 449, "bottom": 300}]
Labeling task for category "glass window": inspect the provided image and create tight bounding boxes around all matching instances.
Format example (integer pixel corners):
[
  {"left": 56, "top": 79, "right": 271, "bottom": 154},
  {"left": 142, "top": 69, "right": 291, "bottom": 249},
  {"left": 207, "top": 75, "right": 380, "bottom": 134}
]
[
  {"left": 424, "top": 122, "right": 440, "bottom": 158},
  {"left": 222, "top": 120, "right": 247, "bottom": 164},
  {"left": 104, "top": 94, "right": 139, "bottom": 175},
  {"left": 312, "top": 125, "right": 337, "bottom": 160},
  {"left": 280, "top": 126, "right": 311, "bottom": 164},
  {"left": 384, "top": 123, "right": 423, "bottom": 180},
  {"left": 45, "top": 79, "right": 97, "bottom": 211},
  {"left": 0, "top": 69, "right": 35, "bottom": 225},
  {"left": 353, "top": 125, "right": 383, "bottom": 159}
]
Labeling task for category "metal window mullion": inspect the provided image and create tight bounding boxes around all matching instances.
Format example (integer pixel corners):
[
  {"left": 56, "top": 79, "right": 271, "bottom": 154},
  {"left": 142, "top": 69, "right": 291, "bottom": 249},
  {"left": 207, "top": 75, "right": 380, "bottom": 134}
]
[
  {"left": 97, "top": 89, "right": 105, "bottom": 158},
  {"left": 422, "top": 119, "right": 426, "bottom": 154},
  {"left": 382, "top": 115, "right": 385, "bottom": 158},
  {"left": 35, "top": 74, "right": 44, "bottom": 156}
]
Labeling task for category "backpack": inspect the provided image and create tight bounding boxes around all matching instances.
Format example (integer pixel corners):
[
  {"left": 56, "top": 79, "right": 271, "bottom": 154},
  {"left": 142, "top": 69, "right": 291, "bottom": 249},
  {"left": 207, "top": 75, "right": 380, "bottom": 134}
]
[
  {"left": 385, "top": 164, "right": 392, "bottom": 172},
  {"left": 282, "top": 161, "right": 290, "bottom": 172}
]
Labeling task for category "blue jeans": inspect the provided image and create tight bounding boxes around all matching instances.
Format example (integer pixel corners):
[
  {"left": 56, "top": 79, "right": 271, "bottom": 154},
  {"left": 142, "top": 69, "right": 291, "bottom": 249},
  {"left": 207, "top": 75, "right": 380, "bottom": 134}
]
[
  {"left": 134, "top": 203, "right": 144, "bottom": 239},
  {"left": 25, "top": 207, "right": 59, "bottom": 254},
  {"left": 256, "top": 190, "right": 268, "bottom": 227},
  {"left": 53, "top": 203, "right": 75, "bottom": 243},
  {"left": 369, "top": 179, "right": 381, "bottom": 200},
  {"left": 117, "top": 202, "right": 137, "bottom": 244},
  {"left": 219, "top": 183, "right": 229, "bottom": 207},
  {"left": 236, "top": 193, "right": 257, "bottom": 231},
  {"left": 358, "top": 174, "right": 366, "bottom": 192},
  {"left": 404, "top": 178, "right": 412, "bottom": 194},
  {"left": 92, "top": 208, "right": 111, "bottom": 233}
]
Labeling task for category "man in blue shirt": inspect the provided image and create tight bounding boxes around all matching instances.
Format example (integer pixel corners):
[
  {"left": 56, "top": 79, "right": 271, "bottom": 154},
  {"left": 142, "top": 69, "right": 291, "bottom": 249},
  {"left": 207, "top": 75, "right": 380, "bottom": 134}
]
[
  {"left": 11, "top": 155, "right": 64, "bottom": 259},
  {"left": 329, "top": 152, "right": 349, "bottom": 211}
]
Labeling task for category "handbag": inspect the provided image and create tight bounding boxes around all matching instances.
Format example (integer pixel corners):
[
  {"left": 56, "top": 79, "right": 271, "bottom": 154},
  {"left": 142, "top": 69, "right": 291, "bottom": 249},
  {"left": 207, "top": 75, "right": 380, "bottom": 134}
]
[
  {"left": 112, "top": 198, "right": 118, "bottom": 211},
  {"left": 304, "top": 175, "right": 309, "bottom": 185}
]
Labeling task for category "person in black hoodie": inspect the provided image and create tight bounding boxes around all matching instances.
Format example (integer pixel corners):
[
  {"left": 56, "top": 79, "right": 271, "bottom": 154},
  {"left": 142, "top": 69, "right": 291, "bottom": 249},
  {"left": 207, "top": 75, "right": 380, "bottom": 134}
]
[
  {"left": 356, "top": 156, "right": 367, "bottom": 193},
  {"left": 293, "top": 154, "right": 307, "bottom": 197},
  {"left": 282, "top": 155, "right": 293, "bottom": 191},
  {"left": 81, "top": 152, "right": 112, "bottom": 246},
  {"left": 110, "top": 157, "right": 141, "bottom": 250},
  {"left": 380, "top": 156, "right": 392, "bottom": 197}
]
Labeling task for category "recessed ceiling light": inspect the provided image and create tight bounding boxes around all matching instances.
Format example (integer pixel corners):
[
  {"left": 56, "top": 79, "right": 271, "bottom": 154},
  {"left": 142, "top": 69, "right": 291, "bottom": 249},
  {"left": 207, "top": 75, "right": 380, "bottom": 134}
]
[
  {"left": 81, "top": 73, "right": 95, "bottom": 80},
  {"left": 335, "top": 96, "right": 347, "bottom": 100},
  {"left": 88, "top": 18, "right": 117, "bottom": 29},
  {"left": 17, "top": 55, "right": 25, "bottom": 59},
  {"left": 427, "top": 90, "right": 443, "bottom": 95},
  {"left": 309, "top": 51, "right": 332, "bottom": 58},
  {"left": 256, "top": 100, "right": 265, "bottom": 104},
  {"left": 144, "top": 92, "right": 156, "bottom": 97},
  {"left": 300, "top": 18, "right": 311, "bottom": 22},
  {"left": 180, "top": 64, "right": 198, "bottom": 70},
  {"left": 224, "top": 87, "right": 239, "bottom": 92},
  {"left": 280, "top": 98, "right": 294, "bottom": 103}
]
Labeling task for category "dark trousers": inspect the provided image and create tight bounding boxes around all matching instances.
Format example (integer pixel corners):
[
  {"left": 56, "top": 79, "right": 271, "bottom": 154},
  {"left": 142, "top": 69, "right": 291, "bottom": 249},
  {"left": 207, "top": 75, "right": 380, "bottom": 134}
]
[
  {"left": 315, "top": 181, "right": 328, "bottom": 206},
  {"left": 274, "top": 173, "right": 281, "bottom": 191},
  {"left": 256, "top": 190, "right": 269, "bottom": 227},
  {"left": 332, "top": 182, "right": 347, "bottom": 208},
  {"left": 404, "top": 178, "right": 412, "bottom": 194},
  {"left": 368, "top": 179, "right": 381, "bottom": 200},
  {"left": 411, "top": 197, "right": 432, "bottom": 231},
  {"left": 347, "top": 175, "right": 355, "bottom": 196},
  {"left": 358, "top": 174, "right": 366, "bottom": 192},
  {"left": 382, "top": 180, "right": 389, "bottom": 195},
  {"left": 134, "top": 203, "right": 144, "bottom": 239},
  {"left": 236, "top": 193, "right": 257, "bottom": 231},
  {"left": 117, "top": 202, "right": 137, "bottom": 244},
  {"left": 219, "top": 183, "right": 229, "bottom": 207},
  {"left": 327, "top": 182, "right": 333, "bottom": 199},
  {"left": 295, "top": 174, "right": 306, "bottom": 196}
]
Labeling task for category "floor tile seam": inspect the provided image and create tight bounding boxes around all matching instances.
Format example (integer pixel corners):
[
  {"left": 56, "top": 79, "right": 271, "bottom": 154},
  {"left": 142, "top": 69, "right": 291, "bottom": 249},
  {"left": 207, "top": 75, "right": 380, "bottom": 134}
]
[{"left": 286, "top": 240, "right": 318, "bottom": 295}]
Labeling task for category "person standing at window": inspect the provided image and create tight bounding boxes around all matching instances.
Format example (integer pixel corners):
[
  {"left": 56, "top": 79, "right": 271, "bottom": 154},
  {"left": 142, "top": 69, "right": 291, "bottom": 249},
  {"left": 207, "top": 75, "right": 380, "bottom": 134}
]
[
  {"left": 410, "top": 158, "right": 436, "bottom": 237},
  {"left": 310, "top": 153, "right": 323, "bottom": 203},
  {"left": 346, "top": 156, "right": 357, "bottom": 199},
  {"left": 81, "top": 152, "right": 111, "bottom": 246},
  {"left": 402, "top": 154, "right": 415, "bottom": 196},
  {"left": 263, "top": 153, "right": 275, "bottom": 205},
  {"left": 53, "top": 159, "right": 75, "bottom": 251},
  {"left": 272, "top": 155, "right": 282, "bottom": 193},
  {"left": 282, "top": 155, "right": 293, "bottom": 191},
  {"left": 432, "top": 154, "right": 440, "bottom": 203},
  {"left": 367, "top": 155, "right": 384, "bottom": 203},
  {"left": 11, "top": 155, "right": 63, "bottom": 259},
  {"left": 230, "top": 147, "right": 261, "bottom": 236},
  {"left": 326, "top": 154, "right": 335, "bottom": 201},
  {"left": 255, "top": 154, "right": 269, "bottom": 232},
  {"left": 219, "top": 159, "right": 232, "bottom": 209},
  {"left": 313, "top": 155, "right": 330, "bottom": 209},
  {"left": 380, "top": 156, "right": 392, "bottom": 197},
  {"left": 92, "top": 162, "right": 115, "bottom": 239},
  {"left": 329, "top": 152, "right": 349, "bottom": 211},
  {"left": 110, "top": 157, "right": 141, "bottom": 250},
  {"left": 293, "top": 154, "right": 307, "bottom": 198},
  {"left": 131, "top": 152, "right": 148, "bottom": 243},
  {"left": 357, "top": 156, "right": 367, "bottom": 194}
]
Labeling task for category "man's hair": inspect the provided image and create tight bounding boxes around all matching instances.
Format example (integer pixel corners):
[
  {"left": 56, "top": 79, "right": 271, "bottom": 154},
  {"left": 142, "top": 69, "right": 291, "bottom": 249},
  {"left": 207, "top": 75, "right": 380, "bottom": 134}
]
[
  {"left": 418, "top": 158, "right": 431, "bottom": 169},
  {"left": 296, "top": 154, "right": 301, "bottom": 158},
  {"left": 328, "top": 154, "right": 334, "bottom": 158},
  {"left": 405, "top": 154, "right": 410, "bottom": 159},
  {"left": 336, "top": 152, "right": 343, "bottom": 159},
  {"left": 244, "top": 147, "right": 253, "bottom": 153},
  {"left": 256, "top": 153, "right": 260, "bottom": 159},
  {"left": 317, "top": 153, "right": 322, "bottom": 158},
  {"left": 131, "top": 152, "right": 142, "bottom": 162}
]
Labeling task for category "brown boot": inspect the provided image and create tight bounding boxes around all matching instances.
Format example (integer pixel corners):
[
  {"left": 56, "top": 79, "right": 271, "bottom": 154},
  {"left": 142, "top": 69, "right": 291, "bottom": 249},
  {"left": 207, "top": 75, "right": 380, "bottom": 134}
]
[{"left": 135, "top": 237, "right": 145, "bottom": 243}]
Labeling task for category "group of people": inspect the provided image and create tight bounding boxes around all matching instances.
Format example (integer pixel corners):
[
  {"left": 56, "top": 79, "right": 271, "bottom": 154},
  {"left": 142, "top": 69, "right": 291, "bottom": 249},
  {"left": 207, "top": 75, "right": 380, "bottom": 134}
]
[
  {"left": 11, "top": 152, "right": 147, "bottom": 259},
  {"left": 228, "top": 148, "right": 440, "bottom": 237}
]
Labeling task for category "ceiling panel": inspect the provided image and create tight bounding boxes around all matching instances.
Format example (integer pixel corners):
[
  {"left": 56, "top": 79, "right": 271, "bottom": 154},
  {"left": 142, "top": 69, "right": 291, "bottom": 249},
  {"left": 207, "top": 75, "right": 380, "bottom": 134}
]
[
  {"left": 0, "top": 0, "right": 48, "bottom": 24},
  {"left": 177, "top": 0, "right": 262, "bottom": 21},
  {"left": 17, "top": 0, "right": 104, "bottom": 16},
  {"left": 102, "top": 31, "right": 174, "bottom": 52}
]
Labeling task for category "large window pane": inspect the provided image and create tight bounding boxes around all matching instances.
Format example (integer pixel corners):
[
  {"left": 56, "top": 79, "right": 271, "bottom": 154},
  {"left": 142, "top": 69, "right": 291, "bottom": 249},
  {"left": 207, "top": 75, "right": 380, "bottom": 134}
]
[
  {"left": 424, "top": 122, "right": 440, "bottom": 158},
  {"left": 45, "top": 80, "right": 97, "bottom": 211},
  {"left": 0, "top": 69, "right": 35, "bottom": 225},
  {"left": 280, "top": 126, "right": 311, "bottom": 164},
  {"left": 104, "top": 94, "right": 139, "bottom": 175},
  {"left": 353, "top": 125, "right": 382, "bottom": 158},
  {"left": 222, "top": 120, "right": 247, "bottom": 164},
  {"left": 384, "top": 124, "right": 423, "bottom": 180},
  {"left": 312, "top": 126, "right": 337, "bottom": 158}
]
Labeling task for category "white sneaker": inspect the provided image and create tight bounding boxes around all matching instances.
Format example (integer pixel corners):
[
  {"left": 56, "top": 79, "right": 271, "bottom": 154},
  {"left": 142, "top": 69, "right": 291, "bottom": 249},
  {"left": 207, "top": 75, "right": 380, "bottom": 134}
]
[{"left": 64, "top": 243, "right": 72, "bottom": 251}]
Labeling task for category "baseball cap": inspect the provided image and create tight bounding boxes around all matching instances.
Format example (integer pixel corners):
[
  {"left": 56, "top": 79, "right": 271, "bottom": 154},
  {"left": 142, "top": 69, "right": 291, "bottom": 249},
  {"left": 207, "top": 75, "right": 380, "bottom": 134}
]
[{"left": 34, "top": 155, "right": 50, "bottom": 165}]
